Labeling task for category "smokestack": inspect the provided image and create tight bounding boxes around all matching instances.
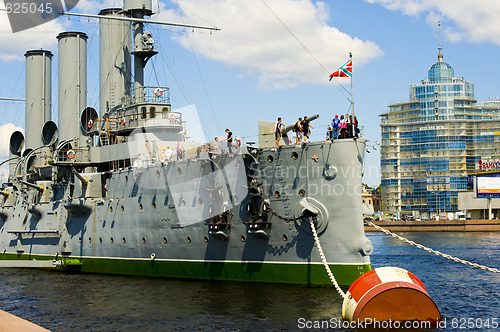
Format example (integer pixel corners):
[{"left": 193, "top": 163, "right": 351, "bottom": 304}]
[
  {"left": 24, "top": 50, "right": 52, "bottom": 150},
  {"left": 99, "top": 8, "right": 132, "bottom": 116},
  {"left": 57, "top": 32, "right": 88, "bottom": 145}
]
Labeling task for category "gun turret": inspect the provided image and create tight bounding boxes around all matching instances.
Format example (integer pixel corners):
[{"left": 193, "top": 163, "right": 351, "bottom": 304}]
[{"left": 282, "top": 114, "right": 319, "bottom": 133}]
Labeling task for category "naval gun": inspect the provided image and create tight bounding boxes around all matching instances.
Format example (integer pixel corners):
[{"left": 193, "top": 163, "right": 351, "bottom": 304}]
[
  {"left": 280, "top": 114, "right": 319, "bottom": 145},
  {"left": 281, "top": 114, "right": 319, "bottom": 134},
  {"left": 257, "top": 114, "right": 320, "bottom": 148}
]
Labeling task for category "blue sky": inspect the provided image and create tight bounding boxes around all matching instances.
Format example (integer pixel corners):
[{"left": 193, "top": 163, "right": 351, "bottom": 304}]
[{"left": 1, "top": 0, "right": 500, "bottom": 186}]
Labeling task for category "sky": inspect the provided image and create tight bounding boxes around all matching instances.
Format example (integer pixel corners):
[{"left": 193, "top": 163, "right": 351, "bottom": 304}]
[{"left": 1, "top": 0, "right": 500, "bottom": 187}]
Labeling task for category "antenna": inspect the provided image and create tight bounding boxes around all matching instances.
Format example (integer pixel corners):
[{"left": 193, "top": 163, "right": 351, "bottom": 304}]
[{"left": 438, "top": 21, "right": 443, "bottom": 61}]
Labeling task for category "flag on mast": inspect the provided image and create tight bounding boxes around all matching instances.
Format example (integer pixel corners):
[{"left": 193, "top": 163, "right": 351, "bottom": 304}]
[{"left": 329, "top": 58, "right": 352, "bottom": 80}]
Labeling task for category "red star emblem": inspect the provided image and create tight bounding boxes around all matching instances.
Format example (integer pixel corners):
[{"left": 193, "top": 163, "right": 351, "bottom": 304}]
[{"left": 311, "top": 155, "right": 319, "bottom": 162}]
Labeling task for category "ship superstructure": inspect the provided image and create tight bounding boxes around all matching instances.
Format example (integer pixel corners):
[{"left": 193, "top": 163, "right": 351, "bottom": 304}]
[{"left": 0, "top": 0, "right": 372, "bottom": 286}]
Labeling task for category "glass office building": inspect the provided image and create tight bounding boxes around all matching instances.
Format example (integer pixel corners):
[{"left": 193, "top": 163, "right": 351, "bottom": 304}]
[{"left": 380, "top": 48, "right": 500, "bottom": 218}]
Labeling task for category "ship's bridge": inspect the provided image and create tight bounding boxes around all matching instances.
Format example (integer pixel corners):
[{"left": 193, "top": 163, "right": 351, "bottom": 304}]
[{"left": 88, "top": 86, "right": 184, "bottom": 146}]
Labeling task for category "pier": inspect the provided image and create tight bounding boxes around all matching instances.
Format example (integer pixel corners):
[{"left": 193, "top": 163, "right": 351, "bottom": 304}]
[
  {"left": 365, "top": 219, "right": 500, "bottom": 232},
  {"left": 0, "top": 310, "right": 49, "bottom": 331}
]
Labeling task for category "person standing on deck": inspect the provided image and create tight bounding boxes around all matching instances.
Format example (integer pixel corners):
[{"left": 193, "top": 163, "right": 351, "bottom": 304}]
[
  {"left": 301, "top": 116, "right": 313, "bottom": 143},
  {"left": 274, "top": 117, "right": 282, "bottom": 147},
  {"left": 331, "top": 115, "right": 340, "bottom": 139},
  {"left": 224, "top": 129, "right": 233, "bottom": 153},
  {"left": 294, "top": 117, "right": 303, "bottom": 144}
]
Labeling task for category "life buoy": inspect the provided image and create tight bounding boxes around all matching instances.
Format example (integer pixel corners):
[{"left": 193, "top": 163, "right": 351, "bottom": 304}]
[
  {"left": 87, "top": 119, "right": 94, "bottom": 129},
  {"left": 154, "top": 88, "right": 163, "bottom": 97},
  {"left": 67, "top": 149, "right": 75, "bottom": 159},
  {"left": 121, "top": 117, "right": 126, "bottom": 126},
  {"left": 232, "top": 137, "right": 241, "bottom": 148},
  {"left": 168, "top": 112, "right": 179, "bottom": 124}
]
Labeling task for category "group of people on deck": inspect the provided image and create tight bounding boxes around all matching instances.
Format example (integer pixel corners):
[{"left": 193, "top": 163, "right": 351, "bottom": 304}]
[
  {"left": 327, "top": 114, "right": 359, "bottom": 140},
  {"left": 274, "top": 116, "right": 314, "bottom": 146},
  {"left": 273, "top": 114, "right": 359, "bottom": 146}
]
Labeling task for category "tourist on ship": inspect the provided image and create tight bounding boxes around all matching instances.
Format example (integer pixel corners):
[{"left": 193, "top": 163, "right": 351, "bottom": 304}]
[
  {"left": 332, "top": 114, "right": 340, "bottom": 139},
  {"left": 293, "top": 117, "right": 303, "bottom": 144},
  {"left": 339, "top": 115, "right": 347, "bottom": 139},
  {"left": 354, "top": 115, "right": 360, "bottom": 138},
  {"left": 302, "top": 116, "right": 313, "bottom": 142},
  {"left": 346, "top": 114, "right": 352, "bottom": 138},
  {"left": 224, "top": 129, "right": 233, "bottom": 153},
  {"left": 326, "top": 126, "right": 333, "bottom": 141},
  {"left": 274, "top": 117, "right": 282, "bottom": 147}
]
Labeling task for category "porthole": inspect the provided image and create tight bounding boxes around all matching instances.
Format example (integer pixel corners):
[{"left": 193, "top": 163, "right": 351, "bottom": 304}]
[
  {"left": 267, "top": 155, "right": 274, "bottom": 163},
  {"left": 78, "top": 237, "right": 82, "bottom": 243},
  {"left": 299, "top": 189, "right": 305, "bottom": 197},
  {"left": 142, "top": 237, "right": 146, "bottom": 243},
  {"left": 274, "top": 191, "right": 281, "bottom": 198},
  {"left": 88, "top": 237, "right": 92, "bottom": 243},
  {"left": 291, "top": 152, "right": 298, "bottom": 160},
  {"left": 282, "top": 234, "right": 288, "bottom": 241},
  {"left": 109, "top": 206, "right": 113, "bottom": 212},
  {"left": 122, "top": 237, "right": 126, "bottom": 243},
  {"left": 121, "top": 206, "right": 124, "bottom": 211},
  {"left": 163, "top": 237, "right": 168, "bottom": 244},
  {"left": 55, "top": 212, "right": 57, "bottom": 217},
  {"left": 182, "top": 200, "right": 187, "bottom": 206},
  {"left": 99, "top": 237, "right": 103, "bottom": 243},
  {"left": 241, "top": 235, "right": 246, "bottom": 242},
  {"left": 139, "top": 204, "right": 143, "bottom": 210},
  {"left": 125, "top": 175, "right": 128, "bottom": 181},
  {"left": 187, "top": 237, "right": 192, "bottom": 243},
  {"left": 177, "top": 167, "right": 182, "bottom": 174},
  {"left": 233, "top": 195, "right": 239, "bottom": 203},
  {"left": 110, "top": 237, "right": 114, "bottom": 243},
  {"left": 156, "top": 170, "right": 161, "bottom": 177},
  {"left": 152, "top": 202, "right": 156, "bottom": 209},
  {"left": 204, "top": 236, "right": 209, "bottom": 243},
  {"left": 198, "top": 198, "right": 203, "bottom": 205}
]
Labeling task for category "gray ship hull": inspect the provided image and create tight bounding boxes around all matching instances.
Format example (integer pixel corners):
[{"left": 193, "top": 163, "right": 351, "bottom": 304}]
[{"left": 0, "top": 139, "right": 372, "bottom": 286}]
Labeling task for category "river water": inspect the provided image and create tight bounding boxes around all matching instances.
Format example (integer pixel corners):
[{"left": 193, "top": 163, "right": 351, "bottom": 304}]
[{"left": 1, "top": 232, "right": 499, "bottom": 331}]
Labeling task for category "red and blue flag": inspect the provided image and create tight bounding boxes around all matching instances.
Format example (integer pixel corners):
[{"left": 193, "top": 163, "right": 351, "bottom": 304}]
[{"left": 329, "top": 58, "right": 352, "bottom": 80}]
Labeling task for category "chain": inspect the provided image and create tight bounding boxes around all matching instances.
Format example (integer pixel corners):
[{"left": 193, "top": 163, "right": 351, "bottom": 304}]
[
  {"left": 261, "top": 196, "right": 346, "bottom": 296},
  {"left": 261, "top": 201, "right": 304, "bottom": 222},
  {"left": 366, "top": 221, "right": 500, "bottom": 273},
  {"left": 309, "top": 217, "right": 346, "bottom": 298}
]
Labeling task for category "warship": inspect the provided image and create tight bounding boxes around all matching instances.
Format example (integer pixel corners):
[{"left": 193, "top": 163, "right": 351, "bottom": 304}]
[{"left": 0, "top": 0, "right": 372, "bottom": 286}]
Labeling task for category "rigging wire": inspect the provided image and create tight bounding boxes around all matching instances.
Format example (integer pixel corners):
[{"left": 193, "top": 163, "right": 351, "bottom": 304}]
[
  {"left": 261, "top": 0, "right": 352, "bottom": 102},
  {"left": 0, "top": 59, "right": 25, "bottom": 128},
  {"left": 151, "top": 25, "right": 215, "bottom": 141},
  {"left": 172, "top": 3, "right": 222, "bottom": 138},
  {"left": 185, "top": 29, "right": 221, "bottom": 136}
]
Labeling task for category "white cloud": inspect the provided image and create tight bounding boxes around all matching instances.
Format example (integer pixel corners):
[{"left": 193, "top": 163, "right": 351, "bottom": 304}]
[
  {"left": 0, "top": 123, "right": 24, "bottom": 157},
  {"left": 157, "top": 0, "right": 383, "bottom": 89},
  {"left": 0, "top": 0, "right": 117, "bottom": 62},
  {"left": 365, "top": 0, "right": 500, "bottom": 45}
]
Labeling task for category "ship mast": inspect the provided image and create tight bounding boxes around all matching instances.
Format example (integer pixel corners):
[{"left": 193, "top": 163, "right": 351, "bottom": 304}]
[{"left": 60, "top": 0, "right": 219, "bottom": 111}]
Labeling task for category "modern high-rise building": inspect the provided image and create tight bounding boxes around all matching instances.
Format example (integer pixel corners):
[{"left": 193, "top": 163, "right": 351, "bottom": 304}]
[{"left": 380, "top": 45, "right": 500, "bottom": 219}]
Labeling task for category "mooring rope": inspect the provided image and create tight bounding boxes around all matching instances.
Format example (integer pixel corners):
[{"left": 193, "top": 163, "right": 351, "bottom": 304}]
[
  {"left": 366, "top": 221, "right": 500, "bottom": 273},
  {"left": 309, "top": 218, "right": 346, "bottom": 298}
]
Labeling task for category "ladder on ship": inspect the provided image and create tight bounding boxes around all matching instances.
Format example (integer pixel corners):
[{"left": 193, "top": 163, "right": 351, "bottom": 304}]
[{"left": 98, "top": 118, "right": 115, "bottom": 146}]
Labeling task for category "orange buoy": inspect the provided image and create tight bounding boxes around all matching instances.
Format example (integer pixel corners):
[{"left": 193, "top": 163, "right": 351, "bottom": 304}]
[{"left": 342, "top": 267, "right": 440, "bottom": 326}]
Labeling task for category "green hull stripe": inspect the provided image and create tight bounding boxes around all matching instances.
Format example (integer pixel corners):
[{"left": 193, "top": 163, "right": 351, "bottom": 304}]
[{"left": 0, "top": 253, "right": 371, "bottom": 286}]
